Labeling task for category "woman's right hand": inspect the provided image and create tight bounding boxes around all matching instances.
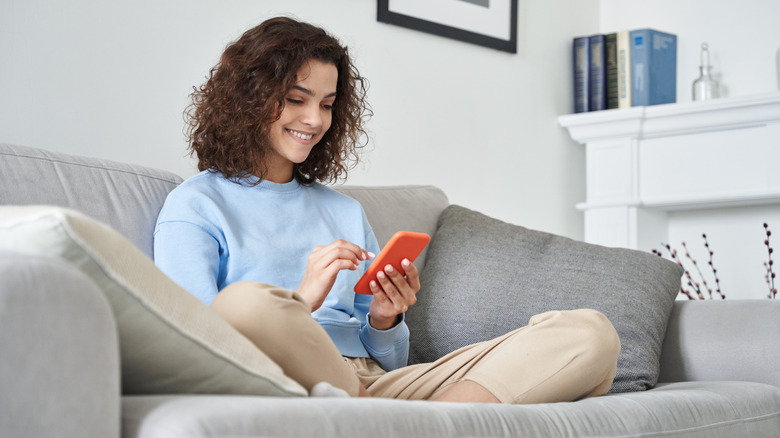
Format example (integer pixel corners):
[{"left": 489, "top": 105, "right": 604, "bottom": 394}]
[{"left": 297, "top": 239, "right": 372, "bottom": 312}]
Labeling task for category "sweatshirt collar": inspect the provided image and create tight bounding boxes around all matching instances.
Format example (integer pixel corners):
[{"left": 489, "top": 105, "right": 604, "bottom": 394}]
[{"left": 251, "top": 177, "right": 302, "bottom": 193}]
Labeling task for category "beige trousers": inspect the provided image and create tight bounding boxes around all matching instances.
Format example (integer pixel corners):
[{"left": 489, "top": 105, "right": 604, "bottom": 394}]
[{"left": 211, "top": 281, "right": 621, "bottom": 404}]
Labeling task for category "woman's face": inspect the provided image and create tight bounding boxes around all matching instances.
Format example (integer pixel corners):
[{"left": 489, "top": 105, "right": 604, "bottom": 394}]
[{"left": 265, "top": 59, "right": 338, "bottom": 183}]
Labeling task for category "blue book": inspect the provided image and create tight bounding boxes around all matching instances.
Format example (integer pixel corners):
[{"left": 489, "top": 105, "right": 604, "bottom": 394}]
[
  {"left": 630, "top": 29, "right": 677, "bottom": 106},
  {"left": 573, "top": 36, "right": 591, "bottom": 113},
  {"left": 589, "top": 34, "right": 606, "bottom": 111}
]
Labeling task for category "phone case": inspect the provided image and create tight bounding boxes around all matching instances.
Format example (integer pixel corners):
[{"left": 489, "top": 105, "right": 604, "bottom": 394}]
[{"left": 353, "top": 231, "right": 431, "bottom": 295}]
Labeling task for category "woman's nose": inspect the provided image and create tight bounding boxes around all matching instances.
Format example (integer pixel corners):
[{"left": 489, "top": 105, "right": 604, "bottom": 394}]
[{"left": 300, "top": 103, "right": 322, "bottom": 128}]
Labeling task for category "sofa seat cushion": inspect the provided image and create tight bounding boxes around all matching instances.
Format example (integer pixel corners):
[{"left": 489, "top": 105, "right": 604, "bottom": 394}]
[
  {"left": 0, "top": 206, "right": 306, "bottom": 397},
  {"left": 407, "top": 205, "right": 683, "bottom": 393},
  {"left": 122, "top": 381, "right": 780, "bottom": 437}
]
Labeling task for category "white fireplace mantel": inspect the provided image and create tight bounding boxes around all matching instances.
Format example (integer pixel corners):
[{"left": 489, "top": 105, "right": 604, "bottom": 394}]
[{"left": 559, "top": 92, "right": 780, "bottom": 299}]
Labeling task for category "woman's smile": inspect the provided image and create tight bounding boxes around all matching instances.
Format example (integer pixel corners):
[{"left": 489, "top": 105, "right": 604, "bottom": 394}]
[{"left": 286, "top": 128, "right": 315, "bottom": 142}]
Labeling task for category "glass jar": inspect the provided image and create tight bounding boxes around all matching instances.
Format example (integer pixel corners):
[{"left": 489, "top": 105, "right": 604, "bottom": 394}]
[{"left": 693, "top": 43, "right": 720, "bottom": 101}]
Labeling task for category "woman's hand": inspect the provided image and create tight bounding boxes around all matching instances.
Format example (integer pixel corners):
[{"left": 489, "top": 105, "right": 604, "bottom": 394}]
[
  {"left": 368, "top": 259, "right": 420, "bottom": 330},
  {"left": 297, "top": 240, "right": 372, "bottom": 312}
]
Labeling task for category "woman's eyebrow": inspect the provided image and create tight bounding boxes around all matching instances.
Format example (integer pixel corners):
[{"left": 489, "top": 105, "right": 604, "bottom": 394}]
[{"left": 293, "top": 85, "right": 337, "bottom": 98}]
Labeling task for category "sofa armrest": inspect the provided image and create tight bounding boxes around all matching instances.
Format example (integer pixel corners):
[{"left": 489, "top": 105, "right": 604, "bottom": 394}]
[
  {"left": 0, "top": 251, "right": 120, "bottom": 438},
  {"left": 658, "top": 300, "right": 780, "bottom": 387}
]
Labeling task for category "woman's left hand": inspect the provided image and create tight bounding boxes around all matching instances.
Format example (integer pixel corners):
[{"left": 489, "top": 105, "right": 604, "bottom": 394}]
[{"left": 367, "top": 258, "right": 420, "bottom": 330}]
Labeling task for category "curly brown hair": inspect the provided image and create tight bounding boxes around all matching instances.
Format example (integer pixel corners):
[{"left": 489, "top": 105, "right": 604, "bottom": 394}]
[{"left": 185, "top": 17, "right": 370, "bottom": 185}]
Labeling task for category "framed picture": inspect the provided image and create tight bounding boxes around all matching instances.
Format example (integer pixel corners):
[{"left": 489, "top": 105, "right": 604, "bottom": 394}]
[{"left": 377, "top": 0, "right": 518, "bottom": 54}]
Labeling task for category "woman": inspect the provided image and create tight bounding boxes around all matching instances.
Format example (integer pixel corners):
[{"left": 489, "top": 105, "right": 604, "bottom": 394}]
[{"left": 155, "top": 16, "right": 620, "bottom": 403}]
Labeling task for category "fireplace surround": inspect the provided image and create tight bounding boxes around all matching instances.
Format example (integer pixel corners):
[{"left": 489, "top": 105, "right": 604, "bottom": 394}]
[{"left": 559, "top": 92, "right": 780, "bottom": 300}]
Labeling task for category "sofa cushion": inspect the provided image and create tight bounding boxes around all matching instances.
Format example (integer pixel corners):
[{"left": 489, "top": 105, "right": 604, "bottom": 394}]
[
  {"left": 0, "top": 206, "right": 306, "bottom": 398},
  {"left": 407, "top": 205, "right": 683, "bottom": 393},
  {"left": 121, "top": 382, "right": 780, "bottom": 437},
  {"left": 0, "top": 143, "right": 183, "bottom": 259}
]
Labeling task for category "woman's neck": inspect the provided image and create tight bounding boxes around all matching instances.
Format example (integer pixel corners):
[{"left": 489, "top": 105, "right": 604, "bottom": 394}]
[{"left": 259, "top": 161, "right": 294, "bottom": 184}]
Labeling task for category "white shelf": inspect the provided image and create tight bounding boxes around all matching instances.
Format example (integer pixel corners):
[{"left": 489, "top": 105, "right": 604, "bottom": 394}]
[{"left": 559, "top": 92, "right": 780, "bottom": 143}]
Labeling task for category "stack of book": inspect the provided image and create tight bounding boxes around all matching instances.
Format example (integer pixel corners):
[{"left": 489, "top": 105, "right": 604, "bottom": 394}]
[{"left": 573, "top": 29, "right": 677, "bottom": 113}]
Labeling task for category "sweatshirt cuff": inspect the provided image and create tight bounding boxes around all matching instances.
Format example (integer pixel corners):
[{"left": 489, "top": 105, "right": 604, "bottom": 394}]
[{"left": 360, "top": 313, "right": 409, "bottom": 355}]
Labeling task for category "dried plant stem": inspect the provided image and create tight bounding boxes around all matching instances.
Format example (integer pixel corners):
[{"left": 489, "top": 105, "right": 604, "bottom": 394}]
[
  {"left": 682, "top": 241, "right": 712, "bottom": 299},
  {"left": 659, "top": 244, "right": 704, "bottom": 299},
  {"left": 653, "top": 248, "right": 692, "bottom": 299},
  {"left": 702, "top": 234, "right": 725, "bottom": 299},
  {"left": 765, "top": 223, "right": 776, "bottom": 299}
]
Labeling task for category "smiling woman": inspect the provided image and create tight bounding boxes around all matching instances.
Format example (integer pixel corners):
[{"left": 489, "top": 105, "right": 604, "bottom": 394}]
[{"left": 154, "top": 16, "right": 415, "bottom": 397}]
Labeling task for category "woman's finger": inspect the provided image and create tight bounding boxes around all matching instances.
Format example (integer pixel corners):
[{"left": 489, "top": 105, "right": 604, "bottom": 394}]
[{"left": 400, "top": 259, "right": 421, "bottom": 291}]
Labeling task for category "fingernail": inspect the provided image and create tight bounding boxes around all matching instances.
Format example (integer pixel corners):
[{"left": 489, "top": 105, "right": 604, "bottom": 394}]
[
  {"left": 370, "top": 280, "right": 377, "bottom": 289},
  {"left": 385, "top": 264, "right": 394, "bottom": 273},
  {"left": 367, "top": 252, "right": 376, "bottom": 259},
  {"left": 402, "top": 259, "right": 410, "bottom": 267},
  {"left": 377, "top": 271, "right": 386, "bottom": 280}
]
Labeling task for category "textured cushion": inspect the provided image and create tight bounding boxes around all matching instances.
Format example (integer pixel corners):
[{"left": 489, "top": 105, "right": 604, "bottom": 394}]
[
  {"left": 0, "top": 143, "right": 183, "bottom": 259},
  {"left": 0, "top": 206, "right": 306, "bottom": 397},
  {"left": 407, "top": 205, "right": 683, "bottom": 393}
]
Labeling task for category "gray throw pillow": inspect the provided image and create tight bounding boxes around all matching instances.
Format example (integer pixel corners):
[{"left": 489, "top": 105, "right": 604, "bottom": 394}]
[{"left": 407, "top": 205, "right": 683, "bottom": 393}]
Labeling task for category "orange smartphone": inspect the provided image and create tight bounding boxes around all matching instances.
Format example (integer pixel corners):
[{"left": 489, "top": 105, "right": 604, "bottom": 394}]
[{"left": 354, "top": 231, "right": 431, "bottom": 295}]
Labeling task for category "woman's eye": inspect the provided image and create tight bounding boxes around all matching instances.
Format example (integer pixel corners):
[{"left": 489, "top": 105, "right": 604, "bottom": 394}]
[
  {"left": 286, "top": 98, "right": 303, "bottom": 105},
  {"left": 323, "top": 104, "right": 334, "bottom": 111}
]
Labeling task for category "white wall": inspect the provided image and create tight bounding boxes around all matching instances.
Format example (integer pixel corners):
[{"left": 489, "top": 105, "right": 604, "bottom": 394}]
[
  {"left": 0, "top": 0, "right": 598, "bottom": 239},
  {"left": 3, "top": 1, "right": 778, "bottom": 240},
  {"left": 600, "top": 0, "right": 780, "bottom": 101}
]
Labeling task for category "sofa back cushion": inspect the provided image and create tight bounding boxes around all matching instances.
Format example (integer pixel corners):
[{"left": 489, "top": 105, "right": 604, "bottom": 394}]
[
  {"left": 335, "top": 185, "right": 448, "bottom": 270},
  {"left": 0, "top": 144, "right": 448, "bottom": 266},
  {"left": 0, "top": 143, "right": 182, "bottom": 259}
]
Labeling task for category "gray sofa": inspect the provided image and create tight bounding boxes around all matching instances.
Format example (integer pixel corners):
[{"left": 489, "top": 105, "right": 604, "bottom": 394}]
[{"left": 1, "top": 143, "right": 779, "bottom": 438}]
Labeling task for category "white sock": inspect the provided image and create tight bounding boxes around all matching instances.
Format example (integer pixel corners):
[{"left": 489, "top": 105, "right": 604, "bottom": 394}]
[{"left": 310, "top": 382, "right": 350, "bottom": 398}]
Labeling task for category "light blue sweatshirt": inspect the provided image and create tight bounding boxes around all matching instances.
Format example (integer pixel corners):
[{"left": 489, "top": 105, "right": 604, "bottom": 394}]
[{"left": 153, "top": 171, "right": 409, "bottom": 371}]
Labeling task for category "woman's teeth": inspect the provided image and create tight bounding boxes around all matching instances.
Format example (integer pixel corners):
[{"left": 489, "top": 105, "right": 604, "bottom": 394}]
[{"left": 288, "top": 129, "right": 313, "bottom": 140}]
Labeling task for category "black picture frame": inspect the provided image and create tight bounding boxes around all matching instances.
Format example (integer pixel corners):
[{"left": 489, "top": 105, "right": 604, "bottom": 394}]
[{"left": 377, "top": 0, "right": 518, "bottom": 54}]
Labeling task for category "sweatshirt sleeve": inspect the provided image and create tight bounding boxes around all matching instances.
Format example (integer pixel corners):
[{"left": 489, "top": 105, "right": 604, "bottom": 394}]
[
  {"left": 153, "top": 189, "right": 224, "bottom": 305},
  {"left": 359, "top": 311, "right": 410, "bottom": 371}
]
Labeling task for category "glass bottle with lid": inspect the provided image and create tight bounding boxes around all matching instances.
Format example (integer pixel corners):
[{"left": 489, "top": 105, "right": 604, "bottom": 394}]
[{"left": 693, "top": 43, "right": 719, "bottom": 101}]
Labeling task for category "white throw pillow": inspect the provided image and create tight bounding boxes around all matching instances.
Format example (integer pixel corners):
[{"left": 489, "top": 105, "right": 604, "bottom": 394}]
[{"left": 0, "top": 206, "right": 306, "bottom": 397}]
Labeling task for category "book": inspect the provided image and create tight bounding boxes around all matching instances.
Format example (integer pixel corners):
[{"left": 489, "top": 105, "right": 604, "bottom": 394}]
[
  {"left": 588, "top": 34, "right": 606, "bottom": 111},
  {"left": 630, "top": 29, "right": 677, "bottom": 106},
  {"left": 616, "top": 30, "right": 632, "bottom": 108},
  {"left": 604, "top": 33, "right": 618, "bottom": 109},
  {"left": 573, "top": 36, "right": 590, "bottom": 113}
]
